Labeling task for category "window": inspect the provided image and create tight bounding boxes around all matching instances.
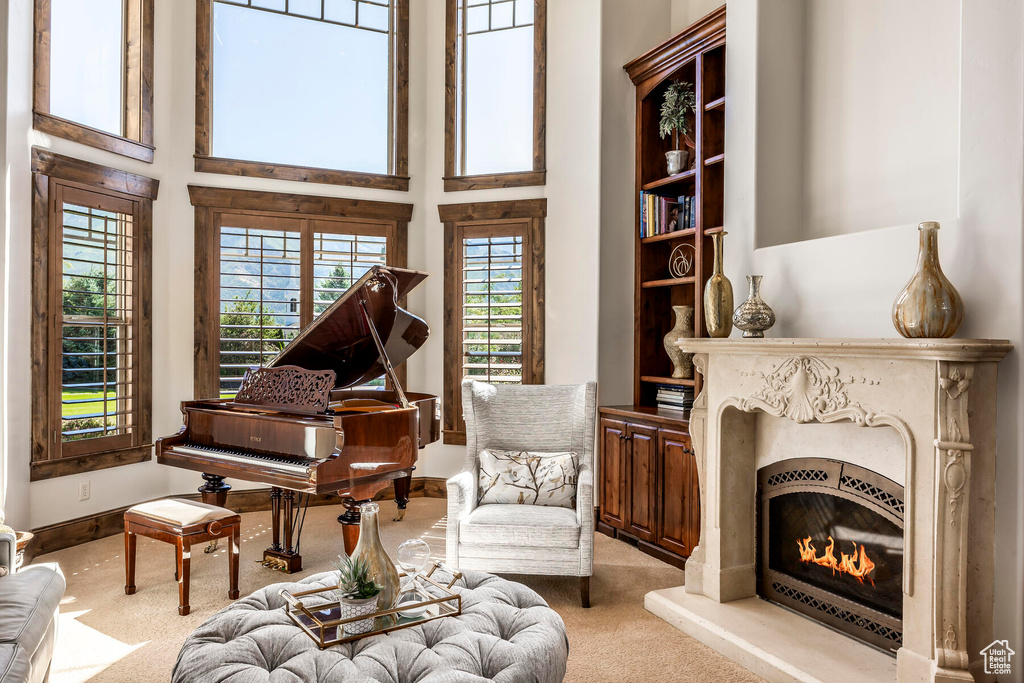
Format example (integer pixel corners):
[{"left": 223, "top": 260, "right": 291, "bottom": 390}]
[
  {"left": 190, "top": 186, "right": 412, "bottom": 399},
  {"left": 440, "top": 199, "right": 545, "bottom": 444},
  {"left": 31, "top": 148, "right": 159, "bottom": 480},
  {"left": 195, "top": 0, "right": 410, "bottom": 190},
  {"left": 33, "top": 0, "right": 155, "bottom": 162},
  {"left": 444, "top": 0, "right": 546, "bottom": 191}
]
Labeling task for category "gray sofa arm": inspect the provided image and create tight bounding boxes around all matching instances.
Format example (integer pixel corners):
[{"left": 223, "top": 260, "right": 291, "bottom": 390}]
[
  {"left": 0, "top": 532, "right": 15, "bottom": 577},
  {"left": 576, "top": 468, "right": 594, "bottom": 575}
]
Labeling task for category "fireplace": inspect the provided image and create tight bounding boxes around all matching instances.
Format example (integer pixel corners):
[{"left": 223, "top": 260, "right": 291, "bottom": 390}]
[{"left": 757, "top": 458, "right": 904, "bottom": 653}]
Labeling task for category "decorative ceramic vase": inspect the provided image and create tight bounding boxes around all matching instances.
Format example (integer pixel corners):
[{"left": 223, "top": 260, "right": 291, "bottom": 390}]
[
  {"left": 703, "top": 231, "right": 734, "bottom": 338},
  {"left": 350, "top": 502, "right": 400, "bottom": 614},
  {"left": 663, "top": 305, "right": 694, "bottom": 379},
  {"left": 339, "top": 594, "right": 379, "bottom": 635},
  {"left": 892, "top": 221, "right": 964, "bottom": 338},
  {"left": 666, "top": 150, "right": 689, "bottom": 175},
  {"left": 732, "top": 276, "right": 776, "bottom": 338}
]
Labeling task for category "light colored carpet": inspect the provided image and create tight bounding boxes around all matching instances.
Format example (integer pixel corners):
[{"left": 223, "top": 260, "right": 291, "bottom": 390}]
[{"left": 35, "top": 498, "right": 762, "bottom": 682}]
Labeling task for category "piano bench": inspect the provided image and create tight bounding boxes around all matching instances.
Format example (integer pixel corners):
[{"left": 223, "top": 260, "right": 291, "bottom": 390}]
[{"left": 123, "top": 499, "right": 242, "bottom": 616}]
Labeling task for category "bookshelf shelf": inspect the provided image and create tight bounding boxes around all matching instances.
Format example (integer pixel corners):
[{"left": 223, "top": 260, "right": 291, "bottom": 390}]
[
  {"left": 640, "top": 375, "right": 697, "bottom": 387},
  {"left": 641, "top": 227, "right": 697, "bottom": 244},
  {"left": 642, "top": 169, "right": 697, "bottom": 192},
  {"left": 704, "top": 96, "right": 725, "bottom": 111},
  {"left": 704, "top": 225, "right": 725, "bottom": 235},
  {"left": 641, "top": 276, "right": 696, "bottom": 289},
  {"left": 704, "top": 153, "right": 725, "bottom": 166}
]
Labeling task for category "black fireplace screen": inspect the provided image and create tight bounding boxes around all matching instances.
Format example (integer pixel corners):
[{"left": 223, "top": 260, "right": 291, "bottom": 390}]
[
  {"left": 767, "top": 491, "right": 903, "bottom": 618},
  {"left": 757, "top": 458, "right": 905, "bottom": 652}
]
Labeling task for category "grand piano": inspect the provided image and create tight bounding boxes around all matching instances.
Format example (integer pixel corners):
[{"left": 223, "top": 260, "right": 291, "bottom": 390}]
[{"left": 156, "top": 266, "right": 438, "bottom": 572}]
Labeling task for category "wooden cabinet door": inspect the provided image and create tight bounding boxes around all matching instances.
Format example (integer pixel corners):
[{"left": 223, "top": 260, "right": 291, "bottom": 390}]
[
  {"left": 626, "top": 423, "right": 658, "bottom": 541},
  {"left": 599, "top": 418, "right": 628, "bottom": 530},
  {"left": 657, "top": 428, "right": 698, "bottom": 557}
]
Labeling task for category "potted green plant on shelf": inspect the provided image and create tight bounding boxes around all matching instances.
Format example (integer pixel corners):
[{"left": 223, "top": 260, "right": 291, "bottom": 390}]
[
  {"left": 334, "top": 554, "right": 383, "bottom": 635},
  {"left": 659, "top": 80, "right": 696, "bottom": 175}
]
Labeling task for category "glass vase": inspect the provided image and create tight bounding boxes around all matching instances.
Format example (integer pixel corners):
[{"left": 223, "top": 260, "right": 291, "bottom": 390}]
[
  {"left": 350, "top": 502, "right": 400, "bottom": 616},
  {"left": 892, "top": 221, "right": 964, "bottom": 338}
]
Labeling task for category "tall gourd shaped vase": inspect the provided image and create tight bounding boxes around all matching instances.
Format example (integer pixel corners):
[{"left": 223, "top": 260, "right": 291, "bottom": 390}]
[
  {"left": 892, "top": 221, "right": 964, "bottom": 338},
  {"left": 350, "top": 502, "right": 400, "bottom": 614},
  {"left": 703, "top": 231, "right": 733, "bottom": 338}
]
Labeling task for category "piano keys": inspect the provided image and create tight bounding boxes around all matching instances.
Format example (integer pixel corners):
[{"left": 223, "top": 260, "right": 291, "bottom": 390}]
[{"left": 156, "top": 266, "right": 439, "bottom": 572}]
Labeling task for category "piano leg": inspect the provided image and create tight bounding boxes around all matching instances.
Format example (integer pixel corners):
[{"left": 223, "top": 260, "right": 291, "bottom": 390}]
[
  {"left": 270, "top": 487, "right": 283, "bottom": 552},
  {"left": 393, "top": 471, "right": 413, "bottom": 521},
  {"left": 199, "top": 473, "right": 231, "bottom": 507},
  {"left": 199, "top": 473, "right": 231, "bottom": 553},
  {"left": 283, "top": 490, "right": 295, "bottom": 555},
  {"left": 338, "top": 497, "right": 366, "bottom": 556},
  {"left": 263, "top": 488, "right": 303, "bottom": 573}
]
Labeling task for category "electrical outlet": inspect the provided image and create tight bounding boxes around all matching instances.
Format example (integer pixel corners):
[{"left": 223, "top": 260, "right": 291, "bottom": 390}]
[{"left": 79, "top": 481, "right": 91, "bottom": 502}]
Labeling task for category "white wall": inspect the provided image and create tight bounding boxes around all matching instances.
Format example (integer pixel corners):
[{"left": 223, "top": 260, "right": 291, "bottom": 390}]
[
  {"left": 756, "top": 0, "right": 960, "bottom": 246},
  {"left": 1, "top": 0, "right": 603, "bottom": 529},
  {"left": 722, "top": 0, "right": 1024, "bottom": 677},
  {"left": 598, "top": 0, "right": 673, "bottom": 407}
]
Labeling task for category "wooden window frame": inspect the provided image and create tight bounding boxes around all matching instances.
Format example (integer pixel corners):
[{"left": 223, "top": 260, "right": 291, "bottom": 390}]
[
  {"left": 33, "top": 0, "right": 156, "bottom": 163},
  {"left": 189, "top": 185, "right": 414, "bottom": 400},
  {"left": 194, "top": 0, "right": 410, "bottom": 191},
  {"left": 31, "top": 148, "right": 159, "bottom": 481},
  {"left": 443, "top": 0, "right": 547, "bottom": 192},
  {"left": 439, "top": 199, "right": 545, "bottom": 444}
]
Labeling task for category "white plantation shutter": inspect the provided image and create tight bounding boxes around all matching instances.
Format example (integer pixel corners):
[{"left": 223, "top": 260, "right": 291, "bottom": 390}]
[
  {"left": 462, "top": 235, "right": 524, "bottom": 384},
  {"left": 58, "top": 190, "right": 138, "bottom": 450},
  {"left": 216, "top": 216, "right": 391, "bottom": 396}
]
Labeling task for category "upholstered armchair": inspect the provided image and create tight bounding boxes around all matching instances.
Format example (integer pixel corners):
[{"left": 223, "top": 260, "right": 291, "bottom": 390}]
[{"left": 446, "top": 379, "right": 598, "bottom": 607}]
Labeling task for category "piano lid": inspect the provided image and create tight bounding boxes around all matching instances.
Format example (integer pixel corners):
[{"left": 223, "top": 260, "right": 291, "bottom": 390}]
[{"left": 268, "top": 266, "right": 429, "bottom": 390}]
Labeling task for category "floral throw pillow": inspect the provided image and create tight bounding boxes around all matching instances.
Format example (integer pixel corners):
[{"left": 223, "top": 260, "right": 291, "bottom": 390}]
[{"left": 478, "top": 449, "right": 579, "bottom": 509}]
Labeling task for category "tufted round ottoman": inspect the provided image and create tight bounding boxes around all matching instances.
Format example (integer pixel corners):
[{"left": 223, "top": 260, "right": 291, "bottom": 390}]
[{"left": 172, "top": 568, "right": 568, "bottom": 682}]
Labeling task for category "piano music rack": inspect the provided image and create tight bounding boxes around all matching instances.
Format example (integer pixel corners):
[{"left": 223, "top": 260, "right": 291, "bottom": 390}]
[{"left": 279, "top": 562, "right": 463, "bottom": 648}]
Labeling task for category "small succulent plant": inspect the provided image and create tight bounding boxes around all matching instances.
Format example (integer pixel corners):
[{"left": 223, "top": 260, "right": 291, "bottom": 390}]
[{"left": 334, "top": 554, "right": 381, "bottom": 600}]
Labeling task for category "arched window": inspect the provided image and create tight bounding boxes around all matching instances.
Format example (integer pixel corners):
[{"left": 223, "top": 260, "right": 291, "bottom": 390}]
[{"left": 195, "top": 0, "right": 410, "bottom": 191}]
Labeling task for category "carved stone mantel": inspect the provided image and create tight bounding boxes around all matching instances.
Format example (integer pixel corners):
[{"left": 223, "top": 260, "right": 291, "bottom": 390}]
[{"left": 668, "top": 338, "right": 1011, "bottom": 683}]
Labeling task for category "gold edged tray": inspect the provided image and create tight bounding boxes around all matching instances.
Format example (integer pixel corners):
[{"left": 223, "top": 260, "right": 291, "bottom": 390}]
[{"left": 279, "top": 561, "right": 463, "bottom": 649}]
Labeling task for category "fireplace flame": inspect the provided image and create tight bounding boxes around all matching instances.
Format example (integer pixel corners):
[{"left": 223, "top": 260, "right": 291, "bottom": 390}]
[{"left": 797, "top": 536, "right": 876, "bottom": 586}]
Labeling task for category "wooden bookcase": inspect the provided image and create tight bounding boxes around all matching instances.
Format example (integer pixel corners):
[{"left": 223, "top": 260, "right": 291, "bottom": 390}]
[{"left": 597, "top": 7, "right": 725, "bottom": 569}]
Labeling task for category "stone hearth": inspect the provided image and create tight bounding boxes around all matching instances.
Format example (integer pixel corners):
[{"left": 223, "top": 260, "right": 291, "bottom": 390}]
[{"left": 647, "top": 339, "right": 1011, "bottom": 683}]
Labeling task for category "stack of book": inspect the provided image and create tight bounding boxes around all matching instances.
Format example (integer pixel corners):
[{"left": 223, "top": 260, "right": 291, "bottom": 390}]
[
  {"left": 656, "top": 384, "right": 694, "bottom": 413},
  {"left": 639, "top": 192, "right": 697, "bottom": 238}
]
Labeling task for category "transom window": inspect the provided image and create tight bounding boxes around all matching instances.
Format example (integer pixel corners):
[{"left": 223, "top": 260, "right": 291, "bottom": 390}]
[
  {"left": 196, "top": 0, "right": 410, "bottom": 189},
  {"left": 33, "top": 0, "right": 156, "bottom": 162},
  {"left": 444, "top": 0, "right": 546, "bottom": 190}
]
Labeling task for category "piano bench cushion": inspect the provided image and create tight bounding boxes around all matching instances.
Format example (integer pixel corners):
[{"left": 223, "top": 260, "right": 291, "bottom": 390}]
[
  {"left": 126, "top": 499, "right": 238, "bottom": 529},
  {"left": 459, "top": 504, "right": 581, "bottom": 549},
  {"left": 173, "top": 568, "right": 567, "bottom": 683}
]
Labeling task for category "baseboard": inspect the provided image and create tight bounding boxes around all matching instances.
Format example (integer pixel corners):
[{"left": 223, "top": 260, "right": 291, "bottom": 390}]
[{"left": 25, "top": 477, "right": 448, "bottom": 564}]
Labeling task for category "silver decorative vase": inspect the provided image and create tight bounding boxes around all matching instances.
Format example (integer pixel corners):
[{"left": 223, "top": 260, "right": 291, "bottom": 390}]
[
  {"left": 663, "top": 305, "right": 694, "bottom": 379},
  {"left": 732, "top": 275, "right": 776, "bottom": 338},
  {"left": 892, "top": 221, "right": 964, "bottom": 338},
  {"left": 666, "top": 150, "right": 689, "bottom": 176}
]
